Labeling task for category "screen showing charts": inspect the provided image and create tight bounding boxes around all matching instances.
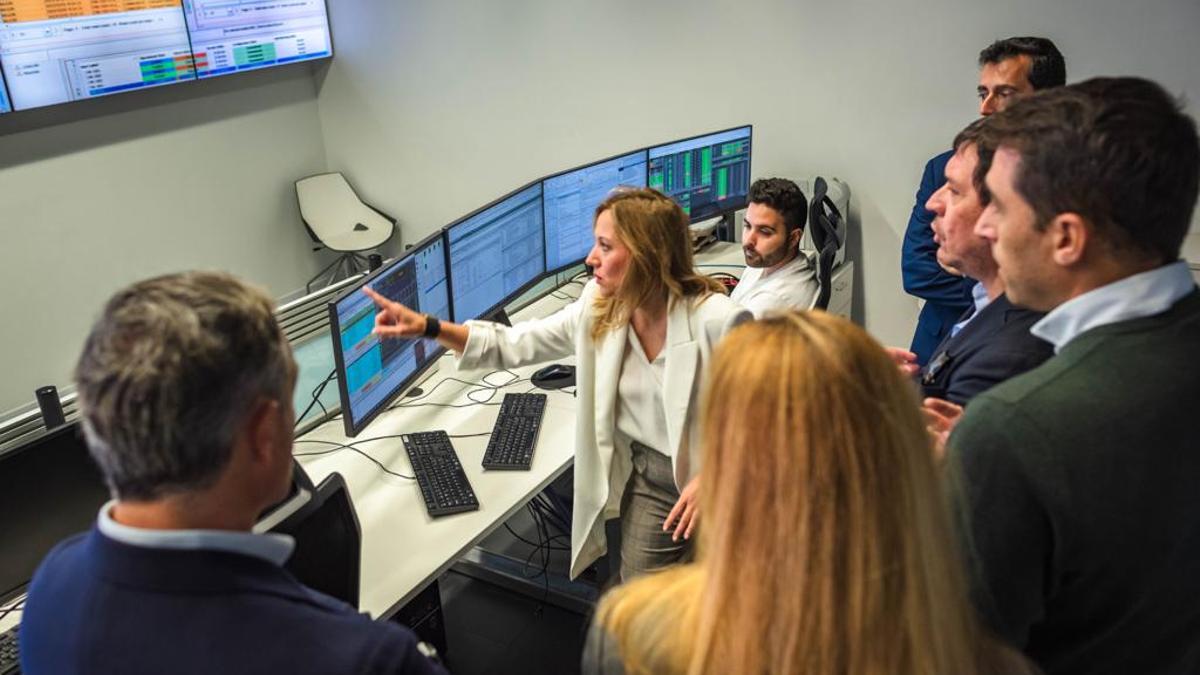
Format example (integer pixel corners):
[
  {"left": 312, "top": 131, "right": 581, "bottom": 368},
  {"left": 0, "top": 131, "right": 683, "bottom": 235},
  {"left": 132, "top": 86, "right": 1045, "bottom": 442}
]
[
  {"left": 447, "top": 183, "right": 545, "bottom": 322},
  {"left": 181, "top": 0, "right": 331, "bottom": 78},
  {"left": 331, "top": 235, "right": 451, "bottom": 436},
  {"left": 648, "top": 126, "right": 752, "bottom": 222},
  {"left": 543, "top": 150, "right": 646, "bottom": 274},
  {"left": 0, "top": 0, "right": 196, "bottom": 110}
]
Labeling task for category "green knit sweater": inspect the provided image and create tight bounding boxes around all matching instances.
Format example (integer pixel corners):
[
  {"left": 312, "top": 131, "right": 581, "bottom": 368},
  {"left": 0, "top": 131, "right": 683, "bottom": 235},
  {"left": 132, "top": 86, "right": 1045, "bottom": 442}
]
[{"left": 946, "top": 288, "right": 1200, "bottom": 675}]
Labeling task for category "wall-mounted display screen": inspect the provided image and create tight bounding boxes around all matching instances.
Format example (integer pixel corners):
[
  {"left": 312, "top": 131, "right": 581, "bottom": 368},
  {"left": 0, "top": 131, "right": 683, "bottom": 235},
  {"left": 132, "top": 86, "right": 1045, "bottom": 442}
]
[
  {"left": 182, "top": 0, "right": 332, "bottom": 79},
  {"left": 0, "top": 1, "right": 195, "bottom": 111},
  {"left": 0, "top": 0, "right": 332, "bottom": 112}
]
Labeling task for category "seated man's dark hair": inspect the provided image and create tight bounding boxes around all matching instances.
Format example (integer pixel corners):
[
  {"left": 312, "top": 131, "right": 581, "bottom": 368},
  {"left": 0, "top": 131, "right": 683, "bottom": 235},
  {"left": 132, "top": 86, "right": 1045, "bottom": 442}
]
[{"left": 748, "top": 178, "right": 808, "bottom": 235}]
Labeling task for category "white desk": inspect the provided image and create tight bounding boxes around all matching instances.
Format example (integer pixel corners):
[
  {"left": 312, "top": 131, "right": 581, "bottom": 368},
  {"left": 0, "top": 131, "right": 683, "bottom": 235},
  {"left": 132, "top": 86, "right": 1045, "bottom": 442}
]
[{"left": 294, "top": 242, "right": 749, "bottom": 620}]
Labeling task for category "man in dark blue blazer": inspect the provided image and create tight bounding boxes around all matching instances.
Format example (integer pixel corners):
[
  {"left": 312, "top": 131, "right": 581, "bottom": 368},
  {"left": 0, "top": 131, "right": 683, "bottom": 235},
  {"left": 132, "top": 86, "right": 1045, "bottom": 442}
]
[
  {"left": 21, "top": 272, "right": 446, "bottom": 675},
  {"left": 891, "top": 121, "right": 1052, "bottom": 441},
  {"left": 903, "top": 36, "right": 1066, "bottom": 365}
]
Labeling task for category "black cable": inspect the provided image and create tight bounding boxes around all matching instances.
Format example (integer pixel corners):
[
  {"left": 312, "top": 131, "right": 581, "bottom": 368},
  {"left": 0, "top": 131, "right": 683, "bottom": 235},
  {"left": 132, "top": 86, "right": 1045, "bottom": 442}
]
[
  {"left": 292, "top": 438, "right": 415, "bottom": 480},
  {"left": 0, "top": 598, "right": 25, "bottom": 622},
  {"left": 295, "top": 367, "right": 337, "bottom": 428}
]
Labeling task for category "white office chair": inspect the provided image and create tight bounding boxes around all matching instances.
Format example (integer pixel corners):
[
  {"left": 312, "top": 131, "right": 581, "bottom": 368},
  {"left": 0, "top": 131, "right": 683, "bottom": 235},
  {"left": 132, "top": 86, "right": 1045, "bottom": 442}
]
[{"left": 296, "top": 172, "right": 397, "bottom": 292}]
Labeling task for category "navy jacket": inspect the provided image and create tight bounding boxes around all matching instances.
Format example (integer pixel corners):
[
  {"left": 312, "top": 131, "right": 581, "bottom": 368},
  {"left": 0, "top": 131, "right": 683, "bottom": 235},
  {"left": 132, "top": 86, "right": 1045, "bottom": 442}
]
[
  {"left": 920, "top": 293, "right": 1053, "bottom": 406},
  {"left": 21, "top": 528, "right": 447, "bottom": 675},
  {"left": 902, "top": 149, "right": 977, "bottom": 365}
]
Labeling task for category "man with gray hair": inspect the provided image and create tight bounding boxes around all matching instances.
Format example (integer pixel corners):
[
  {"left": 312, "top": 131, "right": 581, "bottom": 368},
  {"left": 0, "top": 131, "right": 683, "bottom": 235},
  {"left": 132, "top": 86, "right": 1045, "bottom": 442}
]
[{"left": 20, "top": 271, "right": 445, "bottom": 675}]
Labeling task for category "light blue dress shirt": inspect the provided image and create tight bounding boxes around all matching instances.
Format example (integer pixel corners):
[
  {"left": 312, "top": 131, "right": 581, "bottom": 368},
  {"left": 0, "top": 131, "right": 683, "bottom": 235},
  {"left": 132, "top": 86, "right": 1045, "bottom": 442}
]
[
  {"left": 1031, "top": 260, "right": 1196, "bottom": 353},
  {"left": 97, "top": 501, "right": 295, "bottom": 566},
  {"left": 949, "top": 282, "right": 993, "bottom": 338}
]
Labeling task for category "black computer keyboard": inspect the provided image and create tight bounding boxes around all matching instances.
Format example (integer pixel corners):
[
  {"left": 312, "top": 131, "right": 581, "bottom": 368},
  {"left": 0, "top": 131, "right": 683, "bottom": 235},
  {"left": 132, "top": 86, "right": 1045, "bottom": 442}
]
[
  {"left": 402, "top": 431, "right": 480, "bottom": 518},
  {"left": 481, "top": 393, "right": 546, "bottom": 470},
  {"left": 0, "top": 625, "right": 19, "bottom": 675}
]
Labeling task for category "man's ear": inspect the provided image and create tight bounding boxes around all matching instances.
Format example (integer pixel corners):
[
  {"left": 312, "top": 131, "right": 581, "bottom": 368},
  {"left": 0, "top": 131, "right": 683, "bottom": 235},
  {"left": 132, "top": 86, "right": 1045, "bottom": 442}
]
[
  {"left": 1048, "top": 212, "right": 1089, "bottom": 267},
  {"left": 245, "top": 398, "right": 282, "bottom": 466}
]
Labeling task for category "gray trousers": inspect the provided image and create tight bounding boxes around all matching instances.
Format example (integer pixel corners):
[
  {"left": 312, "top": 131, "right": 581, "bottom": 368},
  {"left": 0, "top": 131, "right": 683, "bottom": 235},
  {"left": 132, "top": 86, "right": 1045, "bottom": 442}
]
[{"left": 617, "top": 441, "right": 693, "bottom": 582}]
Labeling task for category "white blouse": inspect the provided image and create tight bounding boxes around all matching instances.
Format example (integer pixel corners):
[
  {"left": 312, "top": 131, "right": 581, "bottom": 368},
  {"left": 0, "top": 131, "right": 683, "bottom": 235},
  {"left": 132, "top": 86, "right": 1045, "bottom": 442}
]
[{"left": 614, "top": 329, "right": 670, "bottom": 458}]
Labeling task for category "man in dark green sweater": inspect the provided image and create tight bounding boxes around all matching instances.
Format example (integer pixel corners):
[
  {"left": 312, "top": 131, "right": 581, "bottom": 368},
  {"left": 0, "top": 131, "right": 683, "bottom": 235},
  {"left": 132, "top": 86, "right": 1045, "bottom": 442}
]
[{"left": 945, "top": 77, "right": 1200, "bottom": 675}]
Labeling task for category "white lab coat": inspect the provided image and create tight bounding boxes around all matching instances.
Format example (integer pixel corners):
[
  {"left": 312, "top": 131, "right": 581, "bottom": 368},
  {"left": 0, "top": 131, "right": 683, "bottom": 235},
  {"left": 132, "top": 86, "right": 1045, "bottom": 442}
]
[
  {"left": 457, "top": 281, "right": 750, "bottom": 578},
  {"left": 729, "top": 253, "right": 820, "bottom": 318}
]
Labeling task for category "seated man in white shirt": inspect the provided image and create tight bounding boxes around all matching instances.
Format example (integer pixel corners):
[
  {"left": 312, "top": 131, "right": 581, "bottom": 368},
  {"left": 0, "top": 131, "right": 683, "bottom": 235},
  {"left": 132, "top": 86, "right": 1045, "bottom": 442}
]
[{"left": 729, "top": 177, "right": 819, "bottom": 317}]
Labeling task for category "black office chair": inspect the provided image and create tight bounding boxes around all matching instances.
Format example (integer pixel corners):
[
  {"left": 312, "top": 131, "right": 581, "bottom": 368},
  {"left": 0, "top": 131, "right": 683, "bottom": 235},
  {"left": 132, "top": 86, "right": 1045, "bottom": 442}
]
[
  {"left": 807, "top": 177, "right": 847, "bottom": 311},
  {"left": 269, "top": 471, "right": 362, "bottom": 608}
]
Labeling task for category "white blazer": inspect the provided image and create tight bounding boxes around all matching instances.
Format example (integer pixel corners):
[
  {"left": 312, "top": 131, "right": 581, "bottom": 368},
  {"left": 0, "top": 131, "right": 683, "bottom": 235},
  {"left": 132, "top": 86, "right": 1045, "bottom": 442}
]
[{"left": 457, "top": 281, "right": 750, "bottom": 578}]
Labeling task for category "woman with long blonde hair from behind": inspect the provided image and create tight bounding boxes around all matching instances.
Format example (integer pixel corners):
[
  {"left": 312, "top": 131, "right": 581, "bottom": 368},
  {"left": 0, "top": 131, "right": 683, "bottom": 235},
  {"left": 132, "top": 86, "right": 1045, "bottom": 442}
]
[{"left": 584, "top": 311, "right": 1032, "bottom": 675}]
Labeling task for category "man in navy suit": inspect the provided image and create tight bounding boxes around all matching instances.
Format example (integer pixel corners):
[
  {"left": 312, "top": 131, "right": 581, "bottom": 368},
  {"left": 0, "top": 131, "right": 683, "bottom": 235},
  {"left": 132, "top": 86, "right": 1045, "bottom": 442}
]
[
  {"left": 21, "top": 272, "right": 446, "bottom": 675},
  {"left": 903, "top": 36, "right": 1066, "bottom": 365},
  {"left": 891, "top": 121, "right": 1053, "bottom": 446}
]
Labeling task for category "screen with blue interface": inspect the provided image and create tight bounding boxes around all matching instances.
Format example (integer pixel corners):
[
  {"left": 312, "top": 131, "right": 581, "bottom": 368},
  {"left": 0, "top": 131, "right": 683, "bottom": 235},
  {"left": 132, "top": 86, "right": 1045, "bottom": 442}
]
[
  {"left": 543, "top": 150, "right": 646, "bottom": 273},
  {"left": 648, "top": 126, "right": 752, "bottom": 223},
  {"left": 0, "top": 0, "right": 196, "bottom": 111},
  {"left": 0, "top": 73, "right": 10, "bottom": 112},
  {"left": 181, "top": 0, "right": 332, "bottom": 79},
  {"left": 447, "top": 182, "right": 545, "bottom": 322},
  {"left": 331, "top": 234, "right": 451, "bottom": 436}
]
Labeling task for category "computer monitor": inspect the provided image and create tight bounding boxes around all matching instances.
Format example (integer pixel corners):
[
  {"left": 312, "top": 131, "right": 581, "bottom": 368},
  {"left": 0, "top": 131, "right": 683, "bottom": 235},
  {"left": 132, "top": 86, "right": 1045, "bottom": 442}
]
[
  {"left": 648, "top": 125, "right": 753, "bottom": 223},
  {"left": 329, "top": 231, "right": 452, "bottom": 437},
  {"left": 446, "top": 182, "right": 545, "bottom": 323},
  {"left": 181, "top": 0, "right": 333, "bottom": 79},
  {"left": 0, "top": 2, "right": 196, "bottom": 111},
  {"left": 542, "top": 150, "right": 647, "bottom": 275},
  {"left": 0, "top": 74, "right": 10, "bottom": 113},
  {"left": 0, "top": 423, "right": 110, "bottom": 605}
]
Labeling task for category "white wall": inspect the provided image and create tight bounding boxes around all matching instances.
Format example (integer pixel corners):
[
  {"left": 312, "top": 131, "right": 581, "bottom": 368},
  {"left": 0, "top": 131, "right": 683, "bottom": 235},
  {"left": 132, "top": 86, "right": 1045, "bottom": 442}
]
[
  {"left": 0, "top": 72, "right": 330, "bottom": 413},
  {"left": 315, "top": 0, "right": 1200, "bottom": 344}
]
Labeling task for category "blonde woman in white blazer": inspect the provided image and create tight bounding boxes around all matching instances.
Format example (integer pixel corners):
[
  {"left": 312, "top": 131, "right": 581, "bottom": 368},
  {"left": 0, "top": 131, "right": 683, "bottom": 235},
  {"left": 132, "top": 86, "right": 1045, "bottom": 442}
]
[{"left": 365, "top": 188, "right": 750, "bottom": 581}]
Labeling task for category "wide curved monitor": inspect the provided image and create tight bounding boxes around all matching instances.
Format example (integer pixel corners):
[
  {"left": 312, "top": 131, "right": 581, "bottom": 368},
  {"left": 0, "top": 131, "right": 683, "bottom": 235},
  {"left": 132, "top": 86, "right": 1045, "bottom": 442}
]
[
  {"left": 446, "top": 182, "right": 545, "bottom": 323},
  {"left": 329, "top": 231, "right": 451, "bottom": 437},
  {"left": 543, "top": 149, "right": 647, "bottom": 275},
  {"left": 648, "top": 125, "right": 753, "bottom": 223}
]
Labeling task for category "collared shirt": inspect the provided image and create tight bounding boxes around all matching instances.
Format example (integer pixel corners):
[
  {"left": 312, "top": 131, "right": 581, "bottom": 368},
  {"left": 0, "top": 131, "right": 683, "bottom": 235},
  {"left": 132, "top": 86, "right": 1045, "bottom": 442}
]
[
  {"left": 97, "top": 501, "right": 295, "bottom": 566},
  {"left": 614, "top": 330, "right": 670, "bottom": 459},
  {"left": 1031, "top": 260, "right": 1196, "bottom": 352},
  {"left": 950, "top": 282, "right": 992, "bottom": 339},
  {"left": 730, "top": 253, "right": 819, "bottom": 318}
]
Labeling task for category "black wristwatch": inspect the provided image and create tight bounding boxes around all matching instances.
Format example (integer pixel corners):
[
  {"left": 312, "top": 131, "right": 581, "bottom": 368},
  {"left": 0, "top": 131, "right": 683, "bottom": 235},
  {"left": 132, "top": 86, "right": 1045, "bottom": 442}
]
[{"left": 422, "top": 314, "right": 441, "bottom": 338}]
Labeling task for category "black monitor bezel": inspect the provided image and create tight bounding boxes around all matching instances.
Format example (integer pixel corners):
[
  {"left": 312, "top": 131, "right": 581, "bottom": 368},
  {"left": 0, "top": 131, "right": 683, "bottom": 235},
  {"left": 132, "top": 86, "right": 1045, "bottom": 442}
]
[
  {"left": 647, "top": 123, "right": 754, "bottom": 223},
  {"left": 327, "top": 229, "right": 451, "bottom": 438},
  {"left": 443, "top": 179, "right": 548, "bottom": 323},
  {"left": 0, "top": 421, "right": 107, "bottom": 606},
  {"left": 540, "top": 147, "right": 649, "bottom": 277}
]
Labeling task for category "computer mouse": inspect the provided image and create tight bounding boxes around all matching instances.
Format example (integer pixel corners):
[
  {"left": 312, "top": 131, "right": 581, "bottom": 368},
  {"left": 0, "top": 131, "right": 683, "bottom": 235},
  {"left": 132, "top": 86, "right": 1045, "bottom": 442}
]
[{"left": 531, "top": 363, "right": 576, "bottom": 390}]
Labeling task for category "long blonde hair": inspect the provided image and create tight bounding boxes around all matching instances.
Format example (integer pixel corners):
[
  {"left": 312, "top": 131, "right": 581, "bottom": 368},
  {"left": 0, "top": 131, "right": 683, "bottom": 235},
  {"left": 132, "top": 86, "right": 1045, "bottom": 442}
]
[
  {"left": 590, "top": 188, "right": 723, "bottom": 340},
  {"left": 596, "top": 312, "right": 1015, "bottom": 675}
]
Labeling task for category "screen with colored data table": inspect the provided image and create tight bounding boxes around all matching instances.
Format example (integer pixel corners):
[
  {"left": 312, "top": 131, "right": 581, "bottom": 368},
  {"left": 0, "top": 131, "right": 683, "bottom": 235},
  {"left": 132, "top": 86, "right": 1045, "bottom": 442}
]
[
  {"left": 181, "top": 0, "right": 331, "bottom": 78},
  {"left": 329, "top": 233, "right": 451, "bottom": 437},
  {"left": 543, "top": 149, "right": 646, "bottom": 274},
  {"left": 0, "top": 0, "right": 331, "bottom": 111},
  {"left": 0, "top": 0, "right": 196, "bottom": 110},
  {"left": 648, "top": 125, "right": 753, "bottom": 223}
]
